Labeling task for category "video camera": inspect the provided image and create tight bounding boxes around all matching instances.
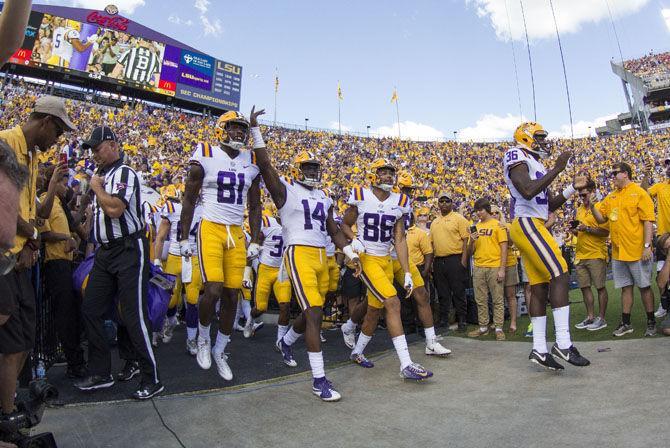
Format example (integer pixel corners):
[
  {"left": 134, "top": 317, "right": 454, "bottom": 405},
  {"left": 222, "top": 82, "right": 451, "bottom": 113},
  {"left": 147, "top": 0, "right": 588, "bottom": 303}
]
[{"left": 0, "top": 379, "right": 59, "bottom": 447}]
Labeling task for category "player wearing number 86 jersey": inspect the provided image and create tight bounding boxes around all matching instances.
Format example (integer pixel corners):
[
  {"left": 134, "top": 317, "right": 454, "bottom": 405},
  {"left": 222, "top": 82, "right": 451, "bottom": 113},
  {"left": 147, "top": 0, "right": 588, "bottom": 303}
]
[{"left": 342, "top": 159, "right": 433, "bottom": 380}]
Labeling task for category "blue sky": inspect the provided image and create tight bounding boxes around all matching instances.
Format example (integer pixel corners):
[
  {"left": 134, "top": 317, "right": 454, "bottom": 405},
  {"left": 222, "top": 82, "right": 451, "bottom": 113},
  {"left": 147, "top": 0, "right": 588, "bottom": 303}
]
[{"left": 39, "top": 0, "right": 670, "bottom": 140}]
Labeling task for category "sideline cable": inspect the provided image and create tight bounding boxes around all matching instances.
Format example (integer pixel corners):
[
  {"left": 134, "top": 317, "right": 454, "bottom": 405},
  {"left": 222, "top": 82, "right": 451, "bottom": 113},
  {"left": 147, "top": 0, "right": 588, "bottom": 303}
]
[
  {"left": 549, "top": 0, "right": 575, "bottom": 143},
  {"left": 505, "top": 0, "right": 524, "bottom": 119},
  {"left": 151, "top": 397, "right": 187, "bottom": 448},
  {"left": 519, "top": 0, "right": 537, "bottom": 121}
]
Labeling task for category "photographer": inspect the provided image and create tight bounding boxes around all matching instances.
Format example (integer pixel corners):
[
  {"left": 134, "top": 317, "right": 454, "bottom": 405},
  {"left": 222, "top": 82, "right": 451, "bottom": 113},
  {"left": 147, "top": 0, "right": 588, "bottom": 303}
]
[
  {"left": 0, "top": 97, "right": 76, "bottom": 422},
  {"left": 572, "top": 180, "right": 609, "bottom": 331}
]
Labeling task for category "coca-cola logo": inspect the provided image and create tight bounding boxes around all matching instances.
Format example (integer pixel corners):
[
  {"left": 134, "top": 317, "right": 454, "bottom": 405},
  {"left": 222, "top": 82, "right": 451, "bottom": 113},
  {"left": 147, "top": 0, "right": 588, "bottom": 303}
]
[{"left": 86, "top": 11, "right": 129, "bottom": 31}]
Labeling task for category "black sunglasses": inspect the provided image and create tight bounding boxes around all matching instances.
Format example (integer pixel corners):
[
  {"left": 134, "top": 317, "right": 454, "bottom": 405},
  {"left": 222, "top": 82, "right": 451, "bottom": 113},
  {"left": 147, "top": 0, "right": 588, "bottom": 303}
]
[
  {"left": 610, "top": 170, "right": 621, "bottom": 178},
  {"left": 438, "top": 198, "right": 452, "bottom": 203}
]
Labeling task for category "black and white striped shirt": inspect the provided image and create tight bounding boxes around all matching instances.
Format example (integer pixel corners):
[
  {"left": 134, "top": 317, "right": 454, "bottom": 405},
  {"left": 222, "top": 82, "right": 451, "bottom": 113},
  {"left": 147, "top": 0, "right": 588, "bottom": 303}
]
[
  {"left": 117, "top": 47, "right": 160, "bottom": 85},
  {"left": 93, "top": 159, "right": 145, "bottom": 244}
]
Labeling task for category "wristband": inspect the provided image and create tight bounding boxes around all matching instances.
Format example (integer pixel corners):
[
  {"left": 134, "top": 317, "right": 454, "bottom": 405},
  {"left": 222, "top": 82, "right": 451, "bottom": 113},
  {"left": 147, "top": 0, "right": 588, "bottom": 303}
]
[
  {"left": 562, "top": 185, "right": 576, "bottom": 200},
  {"left": 250, "top": 127, "right": 265, "bottom": 149},
  {"left": 31, "top": 227, "right": 39, "bottom": 240},
  {"left": 342, "top": 244, "right": 358, "bottom": 261}
]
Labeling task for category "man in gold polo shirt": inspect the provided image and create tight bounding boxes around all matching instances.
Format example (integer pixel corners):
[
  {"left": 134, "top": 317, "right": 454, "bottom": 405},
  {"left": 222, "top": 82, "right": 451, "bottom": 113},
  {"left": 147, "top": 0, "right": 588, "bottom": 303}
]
[
  {"left": 430, "top": 191, "right": 470, "bottom": 331},
  {"left": 591, "top": 162, "right": 657, "bottom": 337},
  {"left": 403, "top": 212, "right": 434, "bottom": 332},
  {"left": 642, "top": 154, "right": 670, "bottom": 318},
  {"left": 573, "top": 180, "right": 609, "bottom": 332},
  {"left": 39, "top": 165, "right": 86, "bottom": 379},
  {"left": 0, "top": 95, "right": 76, "bottom": 417},
  {"left": 467, "top": 198, "right": 507, "bottom": 341}
]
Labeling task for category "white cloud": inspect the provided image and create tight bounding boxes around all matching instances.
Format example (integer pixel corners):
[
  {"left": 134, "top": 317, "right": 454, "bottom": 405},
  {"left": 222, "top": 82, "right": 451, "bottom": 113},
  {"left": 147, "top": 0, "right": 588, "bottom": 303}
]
[
  {"left": 71, "top": 0, "right": 145, "bottom": 14},
  {"left": 194, "top": 0, "right": 209, "bottom": 15},
  {"left": 374, "top": 121, "right": 445, "bottom": 141},
  {"left": 192, "top": 0, "right": 223, "bottom": 36},
  {"left": 200, "top": 16, "right": 223, "bottom": 36},
  {"left": 328, "top": 121, "right": 352, "bottom": 133},
  {"left": 466, "top": 0, "right": 649, "bottom": 41},
  {"left": 663, "top": 9, "right": 670, "bottom": 32},
  {"left": 457, "top": 113, "right": 524, "bottom": 141},
  {"left": 168, "top": 15, "right": 193, "bottom": 26},
  {"left": 548, "top": 113, "right": 619, "bottom": 138}
]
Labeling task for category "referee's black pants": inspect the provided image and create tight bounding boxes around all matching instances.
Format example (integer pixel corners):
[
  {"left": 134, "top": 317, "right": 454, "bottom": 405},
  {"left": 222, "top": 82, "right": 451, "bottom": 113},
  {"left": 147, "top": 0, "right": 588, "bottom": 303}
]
[
  {"left": 82, "top": 235, "right": 160, "bottom": 385},
  {"left": 44, "top": 259, "right": 84, "bottom": 368},
  {"left": 432, "top": 255, "right": 468, "bottom": 325}
]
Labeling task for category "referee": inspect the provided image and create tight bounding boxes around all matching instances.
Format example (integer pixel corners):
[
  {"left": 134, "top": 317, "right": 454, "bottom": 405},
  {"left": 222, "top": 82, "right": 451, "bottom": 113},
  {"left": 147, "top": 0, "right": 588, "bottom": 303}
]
[{"left": 74, "top": 126, "right": 162, "bottom": 399}]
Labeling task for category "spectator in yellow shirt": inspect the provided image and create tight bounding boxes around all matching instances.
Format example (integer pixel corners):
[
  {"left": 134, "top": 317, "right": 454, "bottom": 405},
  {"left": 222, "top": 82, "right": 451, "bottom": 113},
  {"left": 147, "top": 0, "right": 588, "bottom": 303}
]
[
  {"left": 572, "top": 180, "right": 609, "bottom": 332},
  {"left": 591, "top": 162, "right": 657, "bottom": 337},
  {"left": 466, "top": 198, "right": 507, "bottom": 340},
  {"left": 492, "top": 205, "right": 519, "bottom": 334}
]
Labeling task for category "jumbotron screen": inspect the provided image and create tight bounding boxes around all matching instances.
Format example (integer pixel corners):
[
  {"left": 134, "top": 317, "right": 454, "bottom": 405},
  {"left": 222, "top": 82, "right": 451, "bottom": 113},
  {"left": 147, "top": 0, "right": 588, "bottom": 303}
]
[{"left": 3, "top": 4, "right": 242, "bottom": 110}]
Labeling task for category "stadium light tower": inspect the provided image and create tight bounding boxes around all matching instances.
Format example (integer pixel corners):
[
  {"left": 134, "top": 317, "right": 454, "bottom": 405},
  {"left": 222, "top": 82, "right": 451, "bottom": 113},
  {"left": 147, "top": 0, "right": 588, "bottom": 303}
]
[
  {"left": 366, "top": 125, "right": 371, "bottom": 138},
  {"left": 305, "top": 117, "right": 309, "bottom": 130},
  {"left": 663, "top": 9, "right": 670, "bottom": 32}
]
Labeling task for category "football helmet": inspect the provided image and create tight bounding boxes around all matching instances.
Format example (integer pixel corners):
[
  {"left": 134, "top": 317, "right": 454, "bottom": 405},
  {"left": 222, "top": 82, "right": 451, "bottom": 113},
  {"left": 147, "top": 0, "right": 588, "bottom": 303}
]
[
  {"left": 514, "top": 122, "right": 549, "bottom": 159},
  {"left": 397, "top": 170, "right": 414, "bottom": 189},
  {"left": 215, "top": 111, "right": 250, "bottom": 151},
  {"left": 369, "top": 158, "right": 396, "bottom": 191},
  {"left": 291, "top": 151, "right": 322, "bottom": 188}
]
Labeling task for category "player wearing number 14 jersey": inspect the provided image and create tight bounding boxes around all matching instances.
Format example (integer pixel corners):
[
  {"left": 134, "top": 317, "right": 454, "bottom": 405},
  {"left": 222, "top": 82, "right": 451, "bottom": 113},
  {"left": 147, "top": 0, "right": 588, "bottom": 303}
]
[
  {"left": 342, "top": 159, "right": 433, "bottom": 380},
  {"left": 180, "top": 111, "right": 262, "bottom": 381},
  {"left": 249, "top": 105, "right": 362, "bottom": 402},
  {"left": 504, "top": 122, "right": 590, "bottom": 370}
]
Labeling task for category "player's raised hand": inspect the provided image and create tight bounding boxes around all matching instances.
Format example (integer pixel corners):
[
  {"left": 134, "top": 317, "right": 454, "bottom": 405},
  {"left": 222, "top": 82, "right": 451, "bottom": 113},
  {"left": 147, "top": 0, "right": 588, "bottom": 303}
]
[
  {"left": 249, "top": 106, "right": 266, "bottom": 127},
  {"left": 555, "top": 151, "right": 572, "bottom": 171}
]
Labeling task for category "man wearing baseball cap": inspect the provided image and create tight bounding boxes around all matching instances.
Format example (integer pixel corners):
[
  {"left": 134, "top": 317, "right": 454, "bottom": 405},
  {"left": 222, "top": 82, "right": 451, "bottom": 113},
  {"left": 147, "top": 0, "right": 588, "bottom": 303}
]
[
  {"left": 0, "top": 95, "right": 75, "bottom": 421},
  {"left": 430, "top": 191, "right": 471, "bottom": 331},
  {"left": 75, "top": 125, "right": 162, "bottom": 399}
]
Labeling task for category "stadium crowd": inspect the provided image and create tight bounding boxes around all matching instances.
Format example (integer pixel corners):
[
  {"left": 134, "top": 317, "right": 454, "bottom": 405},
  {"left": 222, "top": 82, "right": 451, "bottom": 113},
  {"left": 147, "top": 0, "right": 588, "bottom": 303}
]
[{"left": 623, "top": 50, "right": 670, "bottom": 83}]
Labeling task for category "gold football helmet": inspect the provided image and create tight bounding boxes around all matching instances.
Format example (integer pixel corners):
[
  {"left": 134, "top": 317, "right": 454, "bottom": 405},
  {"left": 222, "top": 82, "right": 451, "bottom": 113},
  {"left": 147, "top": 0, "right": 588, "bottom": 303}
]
[
  {"left": 514, "top": 122, "right": 549, "bottom": 159},
  {"left": 215, "top": 111, "right": 250, "bottom": 150},
  {"left": 291, "top": 151, "right": 322, "bottom": 187}
]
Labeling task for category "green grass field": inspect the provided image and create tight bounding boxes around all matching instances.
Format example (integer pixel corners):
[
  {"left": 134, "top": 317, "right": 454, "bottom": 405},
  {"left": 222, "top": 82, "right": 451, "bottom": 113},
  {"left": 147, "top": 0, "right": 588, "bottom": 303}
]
[{"left": 459, "top": 280, "right": 668, "bottom": 342}]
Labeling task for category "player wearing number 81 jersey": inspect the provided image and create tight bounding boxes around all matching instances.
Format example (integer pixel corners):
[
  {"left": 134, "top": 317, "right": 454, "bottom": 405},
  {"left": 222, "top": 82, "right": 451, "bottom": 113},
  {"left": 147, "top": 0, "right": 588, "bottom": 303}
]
[
  {"left": 180, "top": 111, "right": 262, "bottom": 381},
  {"left": 342, "top": 159, "right": 433, "bottom": 380}
]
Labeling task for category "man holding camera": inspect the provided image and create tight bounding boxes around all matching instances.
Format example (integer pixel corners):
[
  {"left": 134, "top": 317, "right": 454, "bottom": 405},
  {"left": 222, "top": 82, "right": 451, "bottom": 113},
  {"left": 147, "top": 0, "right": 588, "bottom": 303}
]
[{"left": 572, "top": 180, "right": 609, "bottom": 331}]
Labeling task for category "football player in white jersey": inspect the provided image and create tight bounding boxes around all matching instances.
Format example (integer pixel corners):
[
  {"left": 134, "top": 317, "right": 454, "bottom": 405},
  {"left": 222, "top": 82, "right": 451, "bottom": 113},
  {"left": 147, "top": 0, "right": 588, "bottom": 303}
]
[
  {"left": 48, "top": 21, "right": 95, "bottom": 67},
  {"left": 154, "top": 197, "right": 203, "bottom": 354},
  {"left": 180, "top": 111, "right": 262, "bottom": 381},
  {"left": 504, "top": 122, "right": 590, "bottom": 370},
  {"left": 243, "top": 214, "right": 293, "bottom": 344},
  {"left": 249, "top": 106, "right": 361, "bottom": 402},
  {"left": 341, "top": 159, "right": 434, "bottom": 380}
]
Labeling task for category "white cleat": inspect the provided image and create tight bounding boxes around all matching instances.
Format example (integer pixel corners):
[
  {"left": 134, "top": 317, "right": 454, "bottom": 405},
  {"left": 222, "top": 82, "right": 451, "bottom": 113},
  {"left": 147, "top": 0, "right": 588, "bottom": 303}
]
[
  {"left": 341, "top": 327, "right": 355, "bottom": 349},
  {"left": 425, "top": 339, "right": 451, "bottom": 357},
  {"left": 212, "top": 349, "right": 233, "bottom": 381},
  {"left": 196, "top": 338, "right": 211, "bottom": 370},
  {"left": 243, "top": 318, "right": 254, "bottom": 339},
  {"left": 186, "top": 338, "right": 198, "bottom": 356}
]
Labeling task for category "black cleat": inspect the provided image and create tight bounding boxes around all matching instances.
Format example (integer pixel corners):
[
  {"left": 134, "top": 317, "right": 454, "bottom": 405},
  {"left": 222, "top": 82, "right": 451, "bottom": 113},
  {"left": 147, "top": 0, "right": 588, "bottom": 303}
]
[
  {"left": 551, "top": 343, "right": 591, "bottom": 366},
  {"left": 75, "top": 374, "right": 115, "bottom": 391},
  {"left": 529, "top": 349, "right": 564, "bottom": 371},
  {"left": 132, "top": 382, "right": 164, "bottom": 400},
  {"left": 117, "top": 361, "right": 140, "bottom": 381}
]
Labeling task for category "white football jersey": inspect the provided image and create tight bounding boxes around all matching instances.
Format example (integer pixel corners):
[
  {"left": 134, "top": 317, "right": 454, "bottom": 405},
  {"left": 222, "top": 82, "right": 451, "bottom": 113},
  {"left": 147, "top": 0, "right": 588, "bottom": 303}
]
[
  {"left": 160, "top": 201, "right": 203, "bottom": 255},
  {"left": 259, "top": 215, "right": 284, "bottom": 268},
  {"left": 390, "top": 201, "right": 413, "bottom": 260},
  {"left": 279, "top": 178, "right": 333, "bottom": 248},
  {"left": 503, "top": 146, "right": 549, "bottom": 220},
  {"left": 189, "top": 142, "right": 260, "bottom": 226},
  {"left": 347, "top": 186, "right": 411, "bottom": 257},
  {"left": 52, "top": 27, "right": 78, "bottom": 61}
]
